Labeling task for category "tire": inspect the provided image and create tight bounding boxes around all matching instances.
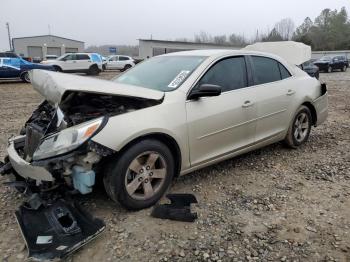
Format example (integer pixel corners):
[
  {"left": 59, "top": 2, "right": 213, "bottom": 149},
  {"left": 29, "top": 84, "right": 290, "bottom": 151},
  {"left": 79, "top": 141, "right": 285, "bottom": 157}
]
[
  {"left": 120, "top": 64, "right": 132, "bottom": 72},
  {"left": 102, "top": 64, "right": 106, "bottom": 71},
  {"left": 341, "top": 65, "right": 347, "bottom": 72},
  {"left": 327, "top": 66, "right": 332, "bottom": 73},
  {"left": 20, "top": 71, "right": 30, "bottom": 83},
  {"left": 104, "top": 139, "right": 175, "bottom": 210},
  {"left": 53, "top": 66, "right": 62, "bottom": 72},
  {"left": 284, "top": 105, "right": 312, "bottom": 148},
  {"left": 87, "top": 65, "right": 100, "bottom": 75}
]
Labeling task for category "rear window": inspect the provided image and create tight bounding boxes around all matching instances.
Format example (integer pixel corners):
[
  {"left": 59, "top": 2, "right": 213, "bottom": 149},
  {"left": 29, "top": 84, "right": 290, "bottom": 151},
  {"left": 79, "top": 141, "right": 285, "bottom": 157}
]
[{"left": 251, "top": 56, "right": 281, "bottom": 85}]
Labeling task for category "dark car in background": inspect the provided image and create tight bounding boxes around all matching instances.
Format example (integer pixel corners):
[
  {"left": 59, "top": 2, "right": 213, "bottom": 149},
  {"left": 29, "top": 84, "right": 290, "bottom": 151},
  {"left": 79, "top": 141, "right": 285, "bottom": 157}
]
[
  {"left": 0, "top": 52, "right": 54, "bottom": 83},
  {"left": 301, "top": 59, "right": 320, "bottom": 79},
  {"left": 314, "top": 55, "right": 349, "bottom": 73}
]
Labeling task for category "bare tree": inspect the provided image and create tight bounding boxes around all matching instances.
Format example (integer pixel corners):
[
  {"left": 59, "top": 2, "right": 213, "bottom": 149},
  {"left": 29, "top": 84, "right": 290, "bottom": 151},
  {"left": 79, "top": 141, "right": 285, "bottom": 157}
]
[
  {"left": 194, "top": 31, "right": 213, "bottom": 43},
  {"left": 228, "top": 33, "right": 247, "bottom": 46},
  {"left": 274, "top": 18, "right": 295, "bottom": 40},
  {"left": 213, "top": 35, "right": 227, "bottom": 44}
]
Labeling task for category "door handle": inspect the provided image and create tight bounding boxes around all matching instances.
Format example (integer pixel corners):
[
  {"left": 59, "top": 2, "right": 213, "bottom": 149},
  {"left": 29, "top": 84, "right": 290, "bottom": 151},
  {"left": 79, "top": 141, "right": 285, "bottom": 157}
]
[
  {"left": 242, "top": 100, "right": 254, "bottom": 108},
  {"left": 287, "top": 89, "right": 295, "bottom": 96}
]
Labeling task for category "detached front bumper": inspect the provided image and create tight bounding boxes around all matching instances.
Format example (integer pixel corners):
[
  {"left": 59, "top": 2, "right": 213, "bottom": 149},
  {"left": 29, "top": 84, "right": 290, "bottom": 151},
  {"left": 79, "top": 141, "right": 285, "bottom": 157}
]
[{"left": 7, "top": 136, "right": 54, "bottom": 182}]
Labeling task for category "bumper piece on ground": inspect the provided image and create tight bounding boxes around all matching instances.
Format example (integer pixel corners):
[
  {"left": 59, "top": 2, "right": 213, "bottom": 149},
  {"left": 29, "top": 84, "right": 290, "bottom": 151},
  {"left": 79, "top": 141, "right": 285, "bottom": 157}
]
[
  {"left": 15, "top": 198, "right": 105, "bottom": 260},
  {"left": 151, "top": 194, "right": 198, "bottom": 222},
  {"left": 7, "top": 136, "right": 54, "bottom": 181}
]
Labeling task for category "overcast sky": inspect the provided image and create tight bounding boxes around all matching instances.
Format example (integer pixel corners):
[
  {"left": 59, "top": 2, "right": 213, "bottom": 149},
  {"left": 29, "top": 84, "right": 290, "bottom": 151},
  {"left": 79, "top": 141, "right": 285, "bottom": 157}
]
[{"left": 1, "top": 0, "right": 349, "bottom": 51}]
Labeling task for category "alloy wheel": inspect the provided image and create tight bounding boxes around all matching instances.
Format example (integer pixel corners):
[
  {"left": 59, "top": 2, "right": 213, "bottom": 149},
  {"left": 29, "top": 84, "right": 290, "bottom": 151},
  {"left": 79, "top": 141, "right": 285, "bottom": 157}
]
[
  {"left": 125, "top": 151, "right": 167, "bottom": 200},
  {"left": 293, "top": 112, "right": 310, "bottom": 143}
]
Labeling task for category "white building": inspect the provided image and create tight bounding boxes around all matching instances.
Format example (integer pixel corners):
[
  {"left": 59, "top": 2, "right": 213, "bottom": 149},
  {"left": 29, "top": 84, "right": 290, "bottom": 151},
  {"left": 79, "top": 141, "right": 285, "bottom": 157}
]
[
  {"left": 138, "top": 39, "right": 241, "bottom": 59},
  {"left": 12, "top": 35, "right": 84, "bottom": 59}
]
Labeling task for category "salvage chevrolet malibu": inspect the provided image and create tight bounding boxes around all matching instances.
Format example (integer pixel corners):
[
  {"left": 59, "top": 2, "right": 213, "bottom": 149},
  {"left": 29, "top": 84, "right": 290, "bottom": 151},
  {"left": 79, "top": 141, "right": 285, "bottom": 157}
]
[{"left": 0, "top": 49, "right": 328, "bottom": 210}]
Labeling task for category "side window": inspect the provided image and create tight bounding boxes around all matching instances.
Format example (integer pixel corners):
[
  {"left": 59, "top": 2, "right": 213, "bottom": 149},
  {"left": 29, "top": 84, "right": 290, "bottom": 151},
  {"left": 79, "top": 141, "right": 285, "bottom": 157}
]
[
  {"left": 119, "top": 56, "right": 129, "bottom": 61},
  {"left": 251, "top": 56, "right": 282, "bottom": 85},
  {"left": 197, "top": 56, "right": 247, "bottom": 92},
  {"left": 63, "top": 54, "right": 76, "bottom": 61},
  {"left": 278, "top": 63, "right": 291, "bottom": 79},
  {"left": 109, "top": 56, "right": 118, "bottom": 61},
  {"left": 76, "top": 54, "right": 90, "bottom": 60}
]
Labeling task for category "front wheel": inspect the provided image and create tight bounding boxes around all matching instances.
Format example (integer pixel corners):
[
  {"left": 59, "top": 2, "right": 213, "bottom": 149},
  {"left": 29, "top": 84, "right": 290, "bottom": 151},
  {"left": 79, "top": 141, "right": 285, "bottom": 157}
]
[
  {"left": 284, "top": 106, "right": 312, "bottom": 148},
  {"left": 104, "top": 139, "right": 175, "bottom": 210},
  {"left": 327, "top": 66, "right": 333, "bottom": 73}
]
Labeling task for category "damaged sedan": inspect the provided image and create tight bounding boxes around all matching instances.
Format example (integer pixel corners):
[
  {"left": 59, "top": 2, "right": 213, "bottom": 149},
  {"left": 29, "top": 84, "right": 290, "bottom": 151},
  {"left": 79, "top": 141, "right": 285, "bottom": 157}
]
[{"left": 1, "top": 47, "right": 328, "bottom": 212}]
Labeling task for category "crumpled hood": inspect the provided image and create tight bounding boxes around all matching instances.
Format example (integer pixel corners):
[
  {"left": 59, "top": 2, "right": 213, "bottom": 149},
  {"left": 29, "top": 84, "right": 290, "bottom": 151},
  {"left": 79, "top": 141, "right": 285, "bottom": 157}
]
[{"left": 30, "top": 69, "right": 164, "bottom": 104}]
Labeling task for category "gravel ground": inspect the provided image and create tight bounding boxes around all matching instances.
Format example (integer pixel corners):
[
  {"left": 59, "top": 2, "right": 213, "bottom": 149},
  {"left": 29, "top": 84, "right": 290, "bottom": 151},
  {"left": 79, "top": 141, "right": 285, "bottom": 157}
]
[{"left": 0, "top": 70, "right": 349, "bottom": 262}]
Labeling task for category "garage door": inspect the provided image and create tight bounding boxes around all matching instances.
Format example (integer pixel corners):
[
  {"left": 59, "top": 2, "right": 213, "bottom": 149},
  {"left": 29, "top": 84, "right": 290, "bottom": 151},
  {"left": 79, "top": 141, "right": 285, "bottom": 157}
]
[
  {"left": 47, "top": 47, "right": 61, "bottom": 56},
  {"left": 27, "top": 46, "right": 43, "bottom": 59},
  {"left": 65, "top": 48, "right": 78, "bottom": 53}
]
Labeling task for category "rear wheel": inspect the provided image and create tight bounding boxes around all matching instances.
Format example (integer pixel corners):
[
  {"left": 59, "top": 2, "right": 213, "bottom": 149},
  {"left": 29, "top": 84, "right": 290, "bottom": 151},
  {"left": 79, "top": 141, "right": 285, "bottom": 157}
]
[
  {"left": 87, "top": 65, "right": 100, "bottom": 75},
  {"left": 327, "top": 66, "right": 333, "bottom": 73},
  {"left": 21, "top": 71, "right": 30, "bottom": 83},
  {"left": 120, "top": 64, "right": 132, "bottom": 72},
  {"left": 341, "top": 65, "right": 347, "bottom": 72},
  {"left": 284, "top": 106, "right": 312, "bottom": 148},
  {"left": 104, "top": 139, "right": 175, "bottom": 210}
]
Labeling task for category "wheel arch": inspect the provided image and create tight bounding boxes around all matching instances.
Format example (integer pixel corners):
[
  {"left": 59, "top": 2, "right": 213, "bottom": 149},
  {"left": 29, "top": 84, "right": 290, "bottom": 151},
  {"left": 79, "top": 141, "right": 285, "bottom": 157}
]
[
  {"left": 115, "top": 132, "right": 182, "bottom": 177},
  {"left": 19, "top": 70, "right": 29, "bottom": 78},
  {"left": 52, "top": 65, "right": 62, "bottom": 71},
  {"left": 302, "top": 101, "right": 317, "bottom": 126}
]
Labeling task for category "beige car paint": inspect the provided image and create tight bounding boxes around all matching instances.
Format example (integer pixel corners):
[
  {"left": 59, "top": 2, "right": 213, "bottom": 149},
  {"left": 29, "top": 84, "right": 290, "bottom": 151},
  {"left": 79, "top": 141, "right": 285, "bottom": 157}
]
[
  {"left": 10, "top": 49, "right": 327, "bottom": 181},
  {"left": 91, "top": 50, "right": 328, "bottom": 175}
]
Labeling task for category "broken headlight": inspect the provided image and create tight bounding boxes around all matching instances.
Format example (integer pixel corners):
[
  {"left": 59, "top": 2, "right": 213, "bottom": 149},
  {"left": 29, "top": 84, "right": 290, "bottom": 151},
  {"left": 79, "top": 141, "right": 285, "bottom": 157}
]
[{"left": 33, "top": 117, "right": 105, "bottom": 161}]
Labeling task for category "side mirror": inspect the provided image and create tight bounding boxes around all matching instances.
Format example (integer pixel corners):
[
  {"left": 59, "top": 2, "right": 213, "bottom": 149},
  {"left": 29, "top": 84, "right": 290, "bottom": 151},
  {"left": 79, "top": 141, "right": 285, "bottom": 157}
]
[{"left": 188, "top": 84, "right": 222, "bottom": 100}]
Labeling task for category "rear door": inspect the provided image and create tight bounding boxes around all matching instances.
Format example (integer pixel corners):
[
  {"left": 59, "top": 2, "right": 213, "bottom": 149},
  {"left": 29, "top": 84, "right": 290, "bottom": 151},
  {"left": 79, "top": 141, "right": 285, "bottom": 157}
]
[
  {"left": 186, "top": 56, "right": 257, "bottom": 166},
  {"left": 118, "top": 56, "right": 130, "bottom": 68},
  {"left": 76, "top": 54, "right": 91, "bottom": 70},
  {"left": 249, "top": 55, "right": 293, "bottom": 142}
]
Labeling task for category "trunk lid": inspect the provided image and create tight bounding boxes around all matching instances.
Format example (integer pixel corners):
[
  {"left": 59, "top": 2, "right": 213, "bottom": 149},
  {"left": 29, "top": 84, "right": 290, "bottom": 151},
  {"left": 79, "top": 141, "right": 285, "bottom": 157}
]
[{"left": 30, "top": 69, "right": 164, "bottom": 104}]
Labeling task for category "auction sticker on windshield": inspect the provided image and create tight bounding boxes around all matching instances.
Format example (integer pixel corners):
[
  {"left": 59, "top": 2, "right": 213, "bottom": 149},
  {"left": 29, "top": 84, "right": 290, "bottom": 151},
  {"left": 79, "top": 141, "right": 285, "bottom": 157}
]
[{"left": 168, "top": 70, "right": 190, "bottom": 89}]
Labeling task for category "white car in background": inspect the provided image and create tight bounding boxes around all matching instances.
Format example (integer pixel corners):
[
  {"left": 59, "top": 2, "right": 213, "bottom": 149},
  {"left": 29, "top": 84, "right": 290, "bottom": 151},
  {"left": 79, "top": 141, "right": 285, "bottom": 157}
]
[
  {"left": 41, "top": 53, "right": 103, "bottom": 75},
  {"left": 106, "top": 55, "right": 135, "bottom": 71}
]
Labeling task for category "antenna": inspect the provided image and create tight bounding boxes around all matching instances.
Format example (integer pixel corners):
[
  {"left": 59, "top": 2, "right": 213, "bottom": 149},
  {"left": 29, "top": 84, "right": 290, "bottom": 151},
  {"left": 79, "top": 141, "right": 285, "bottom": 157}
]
[
  {"left": 6, "top": 22, "right": 12, "bottom": 51},
  {"left": 48, "top": 24, "right": 51, "bottom": 35}
]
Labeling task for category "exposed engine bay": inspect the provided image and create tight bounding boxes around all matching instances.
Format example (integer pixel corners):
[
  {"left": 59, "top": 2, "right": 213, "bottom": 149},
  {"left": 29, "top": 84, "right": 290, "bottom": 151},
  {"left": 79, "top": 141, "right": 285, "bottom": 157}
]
[{"left": 1, "top": 91, "right": 162, "bottom": 195}]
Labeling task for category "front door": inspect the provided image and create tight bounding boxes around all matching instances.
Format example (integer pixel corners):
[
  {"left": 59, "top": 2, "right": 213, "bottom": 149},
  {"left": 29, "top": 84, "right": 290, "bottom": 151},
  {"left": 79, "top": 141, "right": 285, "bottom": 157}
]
[
  {"left": 107, "top": 56, "right": 119, "bottom": 69},
  {"left": 62, "top": 54, "right": 78, "bottom": 71},
  {"left": 186, "top": 56, "right": 257, "bottom": 166}
]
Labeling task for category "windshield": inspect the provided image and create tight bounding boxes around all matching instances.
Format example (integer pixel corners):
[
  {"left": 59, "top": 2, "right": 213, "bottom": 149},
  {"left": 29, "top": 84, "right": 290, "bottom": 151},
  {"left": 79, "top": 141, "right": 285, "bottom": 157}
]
[
  {"left": 320, "top": 56, "right": 332, "bottom": 61},
  {"left": 114, "top": 56, "right": 206, "bottom": 91}
]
